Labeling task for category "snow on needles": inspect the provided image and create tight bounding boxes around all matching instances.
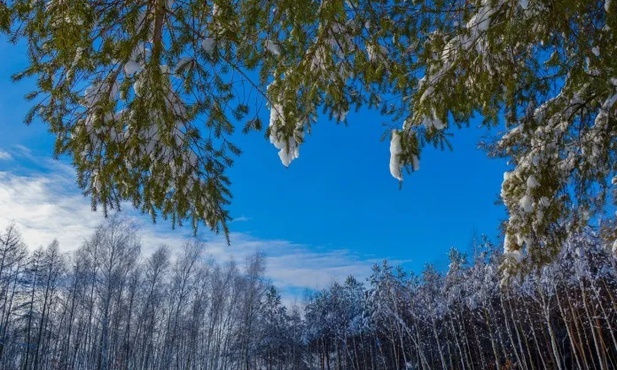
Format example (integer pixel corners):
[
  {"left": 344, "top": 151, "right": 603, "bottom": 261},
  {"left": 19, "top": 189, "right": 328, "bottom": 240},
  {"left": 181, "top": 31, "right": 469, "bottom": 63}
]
[
  {"left": 389, "top": 130, "right": 403, "bottom": 181},
  {"left": 264, "top": 40, "right": 281, "bottom": 56},
  {"left": 268, "top": 103, "right": 300, "bottom": 167},
  {"left": 202, "top": 38, "right": 216, "bottom": 54}
]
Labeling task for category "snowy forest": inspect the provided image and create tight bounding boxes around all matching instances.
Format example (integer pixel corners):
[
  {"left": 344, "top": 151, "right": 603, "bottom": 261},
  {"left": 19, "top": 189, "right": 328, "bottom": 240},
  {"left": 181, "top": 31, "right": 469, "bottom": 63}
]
[
  {"left": 0, "top": 218, "right": 615, "bottom": 370},
  {"left": 2, "top": 0, "right": 617, "bottom": 369}
]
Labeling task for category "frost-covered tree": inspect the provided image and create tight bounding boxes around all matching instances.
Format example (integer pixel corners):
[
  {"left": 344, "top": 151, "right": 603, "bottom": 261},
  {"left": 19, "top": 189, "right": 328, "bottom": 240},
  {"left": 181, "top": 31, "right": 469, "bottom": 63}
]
[
  {"left": 407, "top": 0, "right": 617, "bottom": 271},
  {"left": 255, "top": 285, "right": 289, "bottom": 370},
  {"left": 3, "top": 218, "right": 617, "bottom": 369},
  {"left": 6, "top": 0, "right": 426, "bottom": 240},
  {"left": 4, "top": 0, "right": 617, "bottom": 266}
]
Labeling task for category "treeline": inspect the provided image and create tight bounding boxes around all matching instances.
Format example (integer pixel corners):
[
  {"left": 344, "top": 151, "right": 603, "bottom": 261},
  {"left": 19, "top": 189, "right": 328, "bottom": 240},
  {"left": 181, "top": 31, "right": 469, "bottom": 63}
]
[
  {"left": 1, "top": 218, "right": 617, "bottom": 370},
  {"left": 0, "top": 218, "right": 305, "bottom": 370},
  {"left": 304, "top": 233, "right": 617, "bottom": 370}
]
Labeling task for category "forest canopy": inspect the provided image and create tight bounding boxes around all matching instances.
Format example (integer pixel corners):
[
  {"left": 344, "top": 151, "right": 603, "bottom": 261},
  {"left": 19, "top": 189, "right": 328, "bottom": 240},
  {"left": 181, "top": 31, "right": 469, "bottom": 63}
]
[{"left": 1, "top": 0, "right": 617, "bottom": 271}]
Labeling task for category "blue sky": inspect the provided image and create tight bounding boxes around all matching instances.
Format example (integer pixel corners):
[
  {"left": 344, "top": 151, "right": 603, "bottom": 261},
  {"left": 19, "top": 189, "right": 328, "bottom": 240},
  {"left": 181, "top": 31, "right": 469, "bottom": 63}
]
[{"left": 0, "top": 38, "right": 509, "bottom": 297}]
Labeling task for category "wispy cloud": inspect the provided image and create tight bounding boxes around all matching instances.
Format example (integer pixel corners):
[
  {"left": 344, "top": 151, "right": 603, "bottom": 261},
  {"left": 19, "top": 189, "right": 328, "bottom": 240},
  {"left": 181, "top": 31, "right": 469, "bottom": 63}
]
[
  {"left": 197, "top": 233, "right": 406, "bottom": 292},
  {"left": 0, "top": 168, "right": 104, "bottom": 250},
  {"left": 0, "top": 149, "right": 11, "bottom": 161},
  {"left": 0, "top": 150, "right": 395, "bottom": 297}
]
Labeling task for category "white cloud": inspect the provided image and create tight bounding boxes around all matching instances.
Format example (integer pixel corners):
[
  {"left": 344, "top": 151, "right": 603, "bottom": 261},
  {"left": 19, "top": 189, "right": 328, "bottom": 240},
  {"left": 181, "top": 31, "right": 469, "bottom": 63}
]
[
  {"left": 0, "top": 169, "right": 104, "bottom": 250},
  {"left": 195, "top": 233, "right": 401, "bottom": 292},
  {"left": 0, "top": 152, "right": 400, "bottom": 298},
  {"left": 0, "top": 149, "right": 12, "bottom": 161}
]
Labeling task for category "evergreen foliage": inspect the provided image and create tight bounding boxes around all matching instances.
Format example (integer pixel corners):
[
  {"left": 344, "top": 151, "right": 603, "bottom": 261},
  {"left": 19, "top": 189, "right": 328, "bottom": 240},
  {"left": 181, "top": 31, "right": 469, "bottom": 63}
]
[{"left": 2, "top": 0, "right": 617, "bottom": 268}]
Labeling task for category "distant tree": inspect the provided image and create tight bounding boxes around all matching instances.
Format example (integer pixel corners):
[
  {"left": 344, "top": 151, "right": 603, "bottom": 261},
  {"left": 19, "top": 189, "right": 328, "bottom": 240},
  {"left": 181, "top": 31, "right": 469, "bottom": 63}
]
[
  {"left": 134, "top": 245, "right": 169, "bottom": 370},
  {"left": 304, "top": 287, "right": 336, "bottom": 369},
  {"left": 285, "top": 305, "right": 308, "bottom": 370},
  {"left": 31, "top": 240, "right": 64, "bottom": 370},
  {"left": 159, "top": 240, "right": 202, "bottom": 370},
  {"left": 82, "top": 216, "right": 140, "bottom": 370},
  {"left": 0, "top": 224, "right": 27, "bottom": 364},
  {"left": 234, "top": 252, "right": 267, "bottom": 370},
  {"left": 256, "top": 285, "right": 289, "bottom": 370},
  {"left": 367, "top": 261, "right": 413, "bottom": 369}
]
